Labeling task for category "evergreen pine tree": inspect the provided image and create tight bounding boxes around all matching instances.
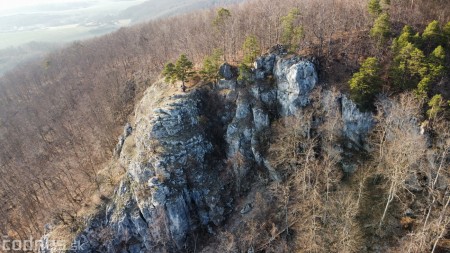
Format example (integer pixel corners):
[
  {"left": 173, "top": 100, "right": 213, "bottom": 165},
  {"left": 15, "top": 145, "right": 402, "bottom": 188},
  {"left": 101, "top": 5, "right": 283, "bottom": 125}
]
[
  {"left": 422, "top": 20, "right": 445, "bottom": 49},
  {"left": 162, "top": 63, "right": 176, "bottom": 83},
  {"left": 213, "top": 8, "right": 232, "bottom": 28},
  {"left": 242, "top": 35, "right": 260, "bottom": 66},
  {"left": 368, "top": 0, "right": 382, "bottom": 17},
  {"left": 415, "top": 77, "right": 431, "bottom": 99},
  {"left": 391, "top": 42, "right": 427, "bottom": 90},
  {"left": 427, "top": 94, "right": 445, "bottom": 119},
  {"left": 444, "top": 21, "right": 450, "bottom": 41},
  {"left": 281, "top": 8, "right": 304, "bottom": 51},
  {"left": 428, "top": 45, "right": 446, "bottom": 80},
  {"left": 162, "top": 54, "right": 195, "bottom": 91},
  {"left": 237, "top": 63, "right": 252, "bottom": 82},
  {"left": 391, "top": 25, "right": 414, "bottom": 54},
  {"left": 349, "top": 57, "right": 382, "bottom": 110},
  {"left": 213, "top": 8, "right": 231, "bottom": 60},
  {"left": 200, "top": 49, "right": 223, "bottom": 82},
  {"left": 370, "top": 13, "right": 391, "bottom": 45}
]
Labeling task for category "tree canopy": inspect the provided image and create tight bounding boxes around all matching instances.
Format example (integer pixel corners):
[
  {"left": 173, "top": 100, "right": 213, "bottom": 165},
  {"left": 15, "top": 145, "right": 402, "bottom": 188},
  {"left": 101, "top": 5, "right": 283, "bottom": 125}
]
[
  {"left": 242, "top": 35, "right": 261, "bottom": 66},
  {"left": 391, "top": 25, "right": 417, "bottom": 54},
  {"left": 368, "top": 0, "right": 382, "bottom": 17},
  {"left": 427, "top": 94, "right": 445, "bottom": 119},
  {"left": 213, "top": 8, "right": 232, "bottom": 29},
  {"left": 370, "top": 13, "right": 391, "bottom": 45},
  {"left": 444, "top": 21, "right": 450, "bottom": 41},
  {"left": 391, "top": 42, "right": 427, "bottom": 89},
  {"left": 422, "top": 20, "right": 445, "bottom": 48},
  {"left": 281, "top": 8, "right": 304, "bottom": 51},
  {"left": 349, "top": 57, "right": 382, "bottom": 110},
  {"left": 200, "top": 49, "right": 223, "bottom": 82},
  {"left": 162, "top": 54, "right": 194, "bottom": 91},
  {"left": 427, "top": 45, "right": 446, "bottom": 80},
  {"left": 213, "top": 8, "right": 232, "bottom": 61}
]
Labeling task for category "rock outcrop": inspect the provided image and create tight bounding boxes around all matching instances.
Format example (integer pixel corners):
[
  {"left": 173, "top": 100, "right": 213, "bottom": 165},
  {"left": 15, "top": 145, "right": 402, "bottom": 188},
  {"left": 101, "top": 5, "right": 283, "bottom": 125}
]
[
  {"left": 274, "top": 56, "right": 318, "bottom": 116},
  {"left": 114, "top": 123, "right": 133, "bottom": 157},
  {"left": 219, "top": 63, "right": 237, "bottom": 80},
  {"left": 66, "top": 90, "right": 234, "bottom": 253},
  {"left": 322, "top": 90, "right": 374, "bottom": 149},
  {"left": 42, "top": 53, "right": 374, "bottom": 253}
]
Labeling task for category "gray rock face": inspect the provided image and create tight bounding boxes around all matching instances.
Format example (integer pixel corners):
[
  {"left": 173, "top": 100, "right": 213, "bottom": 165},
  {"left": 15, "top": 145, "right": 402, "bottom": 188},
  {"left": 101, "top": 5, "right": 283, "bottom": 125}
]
[
  {"left": 224, "top": 64, "right": 281, "bottom": 183},
  {"left": 66, "top": 91, "right": 233, "bottom": 253},
  {"left": 274, "top": 57, "right": 318, "bottom": 116},
  {"left": 45, "top": 53, "right": 377, "bottom": 253},
  {"left": 319, "top": 90, "right": 374, "bottom": 175},
  {"left": 268, "top": 44, "right": 288, "bottom": 55},
  {"left": 124, "top": 123, "right": 133, "bottom": 137},
  {"left": 254, "top": 54, "right": 276, "bottom": 79},
  {"left": 321, "top": 90, "right": 374, "bottom": 149},
  {"left": 219, "top": 63, "right": 237, "bottom": 80},
  {"left": 114, "top": 122, "right": 133, "bottom": 158},
  {"left": 340, "top": 96, "right": 374, "bottom": 148}
]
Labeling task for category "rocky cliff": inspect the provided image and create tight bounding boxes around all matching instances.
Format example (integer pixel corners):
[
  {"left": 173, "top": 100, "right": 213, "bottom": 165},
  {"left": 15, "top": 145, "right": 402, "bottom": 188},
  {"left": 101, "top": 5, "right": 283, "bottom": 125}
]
[{"left": 42, "top": 52, "right": 374, "bottom": 253}]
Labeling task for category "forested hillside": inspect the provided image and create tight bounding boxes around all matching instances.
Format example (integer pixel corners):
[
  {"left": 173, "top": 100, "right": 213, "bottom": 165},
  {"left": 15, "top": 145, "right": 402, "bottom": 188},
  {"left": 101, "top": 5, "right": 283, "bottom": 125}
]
[
  {"left": 0, "top": 0, "right": 449, "bottom": 252},
  {"left": 118, "top": 0, "right": 245, "bottom": 23},
  {"left": 0, "top": 0, "right": 244, "bottom": 75}
]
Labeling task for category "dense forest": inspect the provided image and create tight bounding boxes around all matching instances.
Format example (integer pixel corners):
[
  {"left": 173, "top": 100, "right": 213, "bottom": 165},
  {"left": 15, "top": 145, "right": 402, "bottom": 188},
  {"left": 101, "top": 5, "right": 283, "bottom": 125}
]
[{"left": 0, "top": 0, "right": 449, "bottom": 252}]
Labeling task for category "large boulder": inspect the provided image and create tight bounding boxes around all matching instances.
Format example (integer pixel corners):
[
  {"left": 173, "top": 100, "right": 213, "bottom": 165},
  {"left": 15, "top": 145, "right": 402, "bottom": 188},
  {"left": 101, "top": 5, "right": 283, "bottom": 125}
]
[
  {"left": 219, "top": 63, "right": 237, "bottom": 80},
  {"left": 274, "top": 57, "right": 318, "bottom": 116}
]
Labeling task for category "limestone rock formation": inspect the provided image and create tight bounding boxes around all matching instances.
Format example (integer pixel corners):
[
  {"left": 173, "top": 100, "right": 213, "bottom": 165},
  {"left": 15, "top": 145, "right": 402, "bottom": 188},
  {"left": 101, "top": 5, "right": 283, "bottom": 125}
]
[
  {"left": 219, "top": 63, "right": 237, "bottom": 80},
  {"left": 274, "top": 56, "right": 319, "bottom": 116},
  {"left": 42, "top": 53, "right": 375, "bottom": 253}
]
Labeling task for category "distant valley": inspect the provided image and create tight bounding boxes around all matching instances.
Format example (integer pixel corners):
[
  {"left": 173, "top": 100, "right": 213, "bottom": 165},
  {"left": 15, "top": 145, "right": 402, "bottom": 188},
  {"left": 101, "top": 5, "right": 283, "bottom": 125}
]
[{"left": 0, "top": 0, "right": 245, "bottom": 75}]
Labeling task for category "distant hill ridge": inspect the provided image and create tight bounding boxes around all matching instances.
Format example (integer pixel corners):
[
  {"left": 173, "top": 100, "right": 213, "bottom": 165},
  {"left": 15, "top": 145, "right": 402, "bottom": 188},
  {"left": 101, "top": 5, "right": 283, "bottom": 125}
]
[{"left": 119, "top": 0, "right": 245, "bottom": 22}]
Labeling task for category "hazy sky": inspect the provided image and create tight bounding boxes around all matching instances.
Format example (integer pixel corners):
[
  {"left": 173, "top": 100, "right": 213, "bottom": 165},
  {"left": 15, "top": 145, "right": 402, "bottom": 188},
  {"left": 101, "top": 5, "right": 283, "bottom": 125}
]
[{"left": 0, "top": 0, "right": 88, "bottom": 11}]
